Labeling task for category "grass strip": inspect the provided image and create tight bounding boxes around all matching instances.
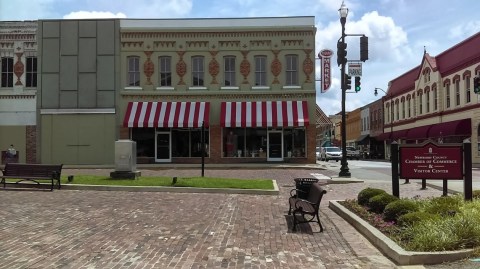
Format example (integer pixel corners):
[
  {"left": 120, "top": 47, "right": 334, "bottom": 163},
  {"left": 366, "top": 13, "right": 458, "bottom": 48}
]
[{"left": 34, "top": 175, "right": 275, "bottom": 190}]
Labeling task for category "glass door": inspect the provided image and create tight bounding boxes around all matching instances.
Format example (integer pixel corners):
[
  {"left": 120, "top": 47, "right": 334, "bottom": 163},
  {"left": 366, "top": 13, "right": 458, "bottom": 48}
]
[
  {"left": 267, "top": 130, "right": 283, "bottom": 161},
  {"left": 155, "top": 131, "right": 171, "bottom": 162}
]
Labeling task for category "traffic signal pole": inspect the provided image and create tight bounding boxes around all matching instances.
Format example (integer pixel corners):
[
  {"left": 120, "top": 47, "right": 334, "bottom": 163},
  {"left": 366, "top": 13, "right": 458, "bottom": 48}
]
[{"left": 339, "top": 13, "right": 351, "bottom": 178}]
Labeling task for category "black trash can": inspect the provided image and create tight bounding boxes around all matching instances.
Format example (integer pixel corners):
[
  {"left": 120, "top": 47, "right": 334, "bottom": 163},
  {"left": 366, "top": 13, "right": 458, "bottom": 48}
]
[{"left": 294, "top": 178, "right": 319, "bottom": 199}]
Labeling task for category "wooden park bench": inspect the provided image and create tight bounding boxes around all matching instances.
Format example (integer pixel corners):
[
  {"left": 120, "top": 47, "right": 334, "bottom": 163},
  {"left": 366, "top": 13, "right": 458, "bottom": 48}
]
[
  {"left": 1, "top": 163, "right": 63, "bottom": 191},
  {"left": 288, "top": 183, "right": 327, "bottom": 232}
]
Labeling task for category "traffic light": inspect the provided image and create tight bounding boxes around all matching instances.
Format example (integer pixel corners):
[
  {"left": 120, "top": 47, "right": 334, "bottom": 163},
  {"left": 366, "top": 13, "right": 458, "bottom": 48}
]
[
  {"left": 344, "top": 74, "right": 352, "bottom": 89},
  {"left": 355, "top": 77, "right": 361, "bottom": 92},
  {"left": 474, "top": 76, "right": 480, "bottom": 94},
  {"left": 337, "top": 41, "right": 347, "bottom": 66},
  {"left": 360, "top": 36, "right": 368, "bottom": 62}
]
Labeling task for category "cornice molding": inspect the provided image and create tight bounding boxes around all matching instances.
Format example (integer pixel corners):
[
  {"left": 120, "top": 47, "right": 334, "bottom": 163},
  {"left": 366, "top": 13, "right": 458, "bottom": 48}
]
[
  {"left": 120, "top": 92, "right": 315, "bottom": 100},
  {"left": 121, "top": 30, "right": 314, "bottom": 40},
  {"left": 0, "top": 94, "right": 35, "bottom": 99}
]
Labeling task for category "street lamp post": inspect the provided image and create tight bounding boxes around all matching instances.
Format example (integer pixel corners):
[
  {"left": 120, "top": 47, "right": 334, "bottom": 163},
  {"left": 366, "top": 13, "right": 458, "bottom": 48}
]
[{"left": 338, "top": 1, "right": 350, "bottom": 177}]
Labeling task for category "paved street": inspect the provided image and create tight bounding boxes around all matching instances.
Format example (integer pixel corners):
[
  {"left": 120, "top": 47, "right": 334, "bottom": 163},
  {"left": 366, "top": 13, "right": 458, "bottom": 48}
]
[{"left": 0, "top": 166, "right": 476, "bottom": 268}]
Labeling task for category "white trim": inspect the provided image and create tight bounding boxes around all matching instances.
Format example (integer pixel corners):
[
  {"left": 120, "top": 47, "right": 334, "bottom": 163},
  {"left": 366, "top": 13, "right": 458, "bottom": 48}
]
[
  {"left": 221, "top": 86, "right": 240, "bottom": 90},
  {"left": 41, "top": 108, "right": 115, "bottom": 115},
  {"left": 155, "top": 86, "right": 175, "bottom": 91},
  {"left": 120, "top": 17, "right": 315, "bottom": 29},
  {"left": 252, "top": 86, "right": 270, "bottom": 90},
  {"left": 124, "top": 86, "right": 143, "bottom": 90},
  {"left": 188, "top": 86, "right": 207, "bottom": 90},
  {"left": 282, "top": 85, "right": 302, "bottom": 89}
]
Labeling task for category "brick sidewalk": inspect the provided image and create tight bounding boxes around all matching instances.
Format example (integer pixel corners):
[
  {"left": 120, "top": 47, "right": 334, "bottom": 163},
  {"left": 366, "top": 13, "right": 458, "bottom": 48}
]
[{"left": 0, "top": 168, "right": 446, "bottom": 268}]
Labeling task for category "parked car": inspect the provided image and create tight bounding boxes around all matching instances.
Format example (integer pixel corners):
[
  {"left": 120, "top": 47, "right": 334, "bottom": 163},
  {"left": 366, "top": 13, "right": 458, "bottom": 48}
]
[
  {"left": 316, "top": 147, "right": 321, "bottom": 160},
  {"left": 345, "top": 147, "right": 361, "bottom": 160},
  {"left": 320, "top": 147, "right": 342, "bottom": 162}
]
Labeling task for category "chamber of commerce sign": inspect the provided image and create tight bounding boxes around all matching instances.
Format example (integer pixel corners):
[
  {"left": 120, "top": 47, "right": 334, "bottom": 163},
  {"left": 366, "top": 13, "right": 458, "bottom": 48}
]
[{"left": 400, "top": 142, "right": 463, "bottom": 180}]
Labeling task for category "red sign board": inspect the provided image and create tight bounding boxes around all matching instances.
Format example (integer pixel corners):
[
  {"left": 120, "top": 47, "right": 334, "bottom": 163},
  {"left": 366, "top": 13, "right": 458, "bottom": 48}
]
[
  {"left": 400, "top": 142, "right": 463, "bottom": 180},
  {"left": 319, "top": 49, "right": 333, "bottom": 93}
]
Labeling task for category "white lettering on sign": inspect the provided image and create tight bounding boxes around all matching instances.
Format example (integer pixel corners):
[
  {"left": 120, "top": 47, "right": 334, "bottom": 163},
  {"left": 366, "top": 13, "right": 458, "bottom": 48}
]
[
  {"left": 348, "top": 63, "right": 362, "bottom": 77},
  {"left": 319, "top": 49, "right": 333, "bottom": 93}
]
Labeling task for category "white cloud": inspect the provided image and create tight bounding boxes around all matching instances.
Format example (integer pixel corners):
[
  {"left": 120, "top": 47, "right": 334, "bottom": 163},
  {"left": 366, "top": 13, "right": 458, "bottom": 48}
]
[
  {"left": 63, "top": 11, "right": 127, "bottom": 19},
  {"left": 133, "top": 0, "right": 192, "bottom": 18},
  {"left": 315, "top": 10, "right": 412, "bottom": 115},
  {"left": 449, "top": 21, "right": 480, "bottom": 40}
]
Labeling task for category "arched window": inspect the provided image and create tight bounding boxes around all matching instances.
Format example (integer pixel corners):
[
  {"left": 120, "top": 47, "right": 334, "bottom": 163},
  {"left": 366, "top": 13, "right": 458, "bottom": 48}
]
[{"left": 478, "top": 124, "right": 480, "bottom": 156}]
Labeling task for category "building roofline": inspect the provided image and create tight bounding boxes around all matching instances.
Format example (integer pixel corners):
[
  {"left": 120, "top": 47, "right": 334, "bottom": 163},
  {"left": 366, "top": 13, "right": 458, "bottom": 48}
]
[{"left": 119, "top": 16, "right": 315, "bottom": 29}]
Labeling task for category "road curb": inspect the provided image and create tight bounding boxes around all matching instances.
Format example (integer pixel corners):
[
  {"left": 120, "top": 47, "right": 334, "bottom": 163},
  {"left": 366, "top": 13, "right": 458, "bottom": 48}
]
[{"left": 61, "top": 179, "right": 279, "bottom": 195}]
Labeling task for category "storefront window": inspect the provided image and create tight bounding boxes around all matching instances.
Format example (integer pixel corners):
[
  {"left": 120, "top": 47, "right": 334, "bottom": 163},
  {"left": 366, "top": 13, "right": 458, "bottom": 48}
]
[
  {"left": 190, "top": 129, "right": 209, "bottom": 157},
  {"left": 132, "top": 128, "right": 155, "bottom": 158},
  {"left": 223, "top": 127, "right": 305, "bottom": 158},
  {"left": 224, "top": 128, "right": 244, "bottom": 157},
  {"left": 245, "top": 129, "right": 267, "bottom": 157},
  {"left": 287, "top": 128, "right": 306, "bottom": 157},
  {"left": 172, "top": 128, "right": 209, "bottom": 157}
]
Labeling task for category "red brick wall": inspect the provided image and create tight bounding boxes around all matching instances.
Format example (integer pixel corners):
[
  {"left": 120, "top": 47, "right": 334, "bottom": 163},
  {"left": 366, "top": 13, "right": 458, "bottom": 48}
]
[
  {"left": 119, "top": 127, "right": 130, "bottom": 139},
  {"left": 26, "top": 125, "right": 37, "bottom": 163}
]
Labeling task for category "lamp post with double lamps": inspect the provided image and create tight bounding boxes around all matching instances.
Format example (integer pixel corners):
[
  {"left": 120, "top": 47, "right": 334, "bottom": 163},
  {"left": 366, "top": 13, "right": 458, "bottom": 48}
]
[
  {"left": 374, "top": 87, "right": 394, "bottom": 158},
  {"left": 337, "top": 1, "right": 350, "bottom": 177}
]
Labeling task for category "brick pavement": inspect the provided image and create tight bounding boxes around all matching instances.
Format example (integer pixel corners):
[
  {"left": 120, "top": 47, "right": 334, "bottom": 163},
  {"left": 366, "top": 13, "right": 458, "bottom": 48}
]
[{"left": 0, "top": 168, "right": 447, "bottom": 269}]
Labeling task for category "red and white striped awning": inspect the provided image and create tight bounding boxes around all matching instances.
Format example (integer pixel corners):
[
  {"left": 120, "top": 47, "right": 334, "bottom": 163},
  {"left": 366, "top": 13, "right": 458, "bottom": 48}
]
[
  {"left": 123, "top": 102, "right": 210, "bottom": 128},
  {"left": 220, "top": 101, "right": 309, "bottom": 128}
]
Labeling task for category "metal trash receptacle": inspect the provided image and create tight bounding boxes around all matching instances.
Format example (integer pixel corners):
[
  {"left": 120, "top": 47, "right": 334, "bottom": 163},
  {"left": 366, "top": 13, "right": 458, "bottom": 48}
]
[{"left": 294, "top": 178, "right": 319, "bottom": 199}]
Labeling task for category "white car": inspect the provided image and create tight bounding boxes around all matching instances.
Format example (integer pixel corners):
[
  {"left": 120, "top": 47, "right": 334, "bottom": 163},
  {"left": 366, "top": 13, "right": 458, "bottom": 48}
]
[
  {"left": 316, "top": 147, "right": 321, "bottom": 160},
  {"left": 320, "top": 147, "right": 342, "bottom": 162}
]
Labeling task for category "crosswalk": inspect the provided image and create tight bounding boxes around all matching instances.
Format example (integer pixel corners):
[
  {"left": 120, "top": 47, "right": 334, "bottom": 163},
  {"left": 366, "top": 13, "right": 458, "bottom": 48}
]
[
  {"left": 318, "top": 160, "right": 392, "bottom": 169},
  {"left": 310, "top": 173, "right": 331, "bottom": 180}
]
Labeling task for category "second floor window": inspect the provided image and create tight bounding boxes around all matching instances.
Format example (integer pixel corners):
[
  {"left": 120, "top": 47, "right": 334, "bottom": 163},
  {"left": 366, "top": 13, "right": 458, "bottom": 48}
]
[
  {"left": 26, "top": 57, "right": 37, "bottom": 87},
  {"left": 466, "top": 77, "right": 471, "bottom": 103},
  {"left": 433, "top": 88, "right": 438, "bottom": 110},
  {"left": 407, "top": 99, "right": 410, "bottom": 118},
  {"left": 402, "top": 101, "right": 405, "bottom": 119},
  {"left": 285, "top": 54, "right": 298, "bottom": 86},
  {"left": 192, "top": 56, "right": 204, "bottom": 87},
  {"left": 159, "top": 56, "right": 172, "bottom": 86},
  {"left": 127, "top": 56, "right": 140, "bottom": 86},
  {"left": 426, "top": 91, "right": 430, "bottom": 113},
  {"left": 255, "top": 56, "right": 267, "bottom": 86},
  {"left": 446, "top": 84, "right": 451, "bottom": 108},
  {"left": 419, "top": 94, "right": 423, "bottom": 114},
  {"left": 224, "top": 56, "right": 236, "bottom": 86},
  {"left": 1, "top": 57, "right": 14, "bottom": 88},
  {"left": 455, "top": 80, "right": 460, "bottom": 106},
  {"left": 396, "top": 102, "right": 399, "bottom": 120}
]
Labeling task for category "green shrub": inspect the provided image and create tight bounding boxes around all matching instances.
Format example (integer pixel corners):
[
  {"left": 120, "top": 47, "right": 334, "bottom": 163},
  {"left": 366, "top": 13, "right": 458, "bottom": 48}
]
[
  {"left": 368, "top": 193, "right": 399, "bottom": 213},
  {"left": 422, "top": 195, "right": 462, "bottom": 217},
  {"left": 397, "top": 211, "right": 438, "bottom": 227},
  {"left": 383, "top": 199, "right": 420, "bottom": 222},
  {"left": 357, "top": 188, "right": 386, "bottom": 206},
  {"left": 403, "top": 211, "right": 480, "bottom": 251},
  {"left": 473, "top": 190, "right": 480, "bottom": 199}
]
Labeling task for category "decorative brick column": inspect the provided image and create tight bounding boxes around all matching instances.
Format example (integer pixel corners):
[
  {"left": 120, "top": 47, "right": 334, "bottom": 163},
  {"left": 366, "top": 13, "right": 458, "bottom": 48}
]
[
  {"left": 26, "top": 125, "right": 37, "bottom": 163},
  {"left": 119, "top": 127, "right": 130, "bottom": 139},
  {"left": 208, "top": 125, "right": 222, "bottom": 163}
]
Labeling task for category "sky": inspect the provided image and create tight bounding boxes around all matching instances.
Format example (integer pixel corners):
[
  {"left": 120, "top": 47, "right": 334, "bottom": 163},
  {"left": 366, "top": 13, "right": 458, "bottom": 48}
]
[{"left": 1, "top": 0, "right": 479, "bottom": 116}]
